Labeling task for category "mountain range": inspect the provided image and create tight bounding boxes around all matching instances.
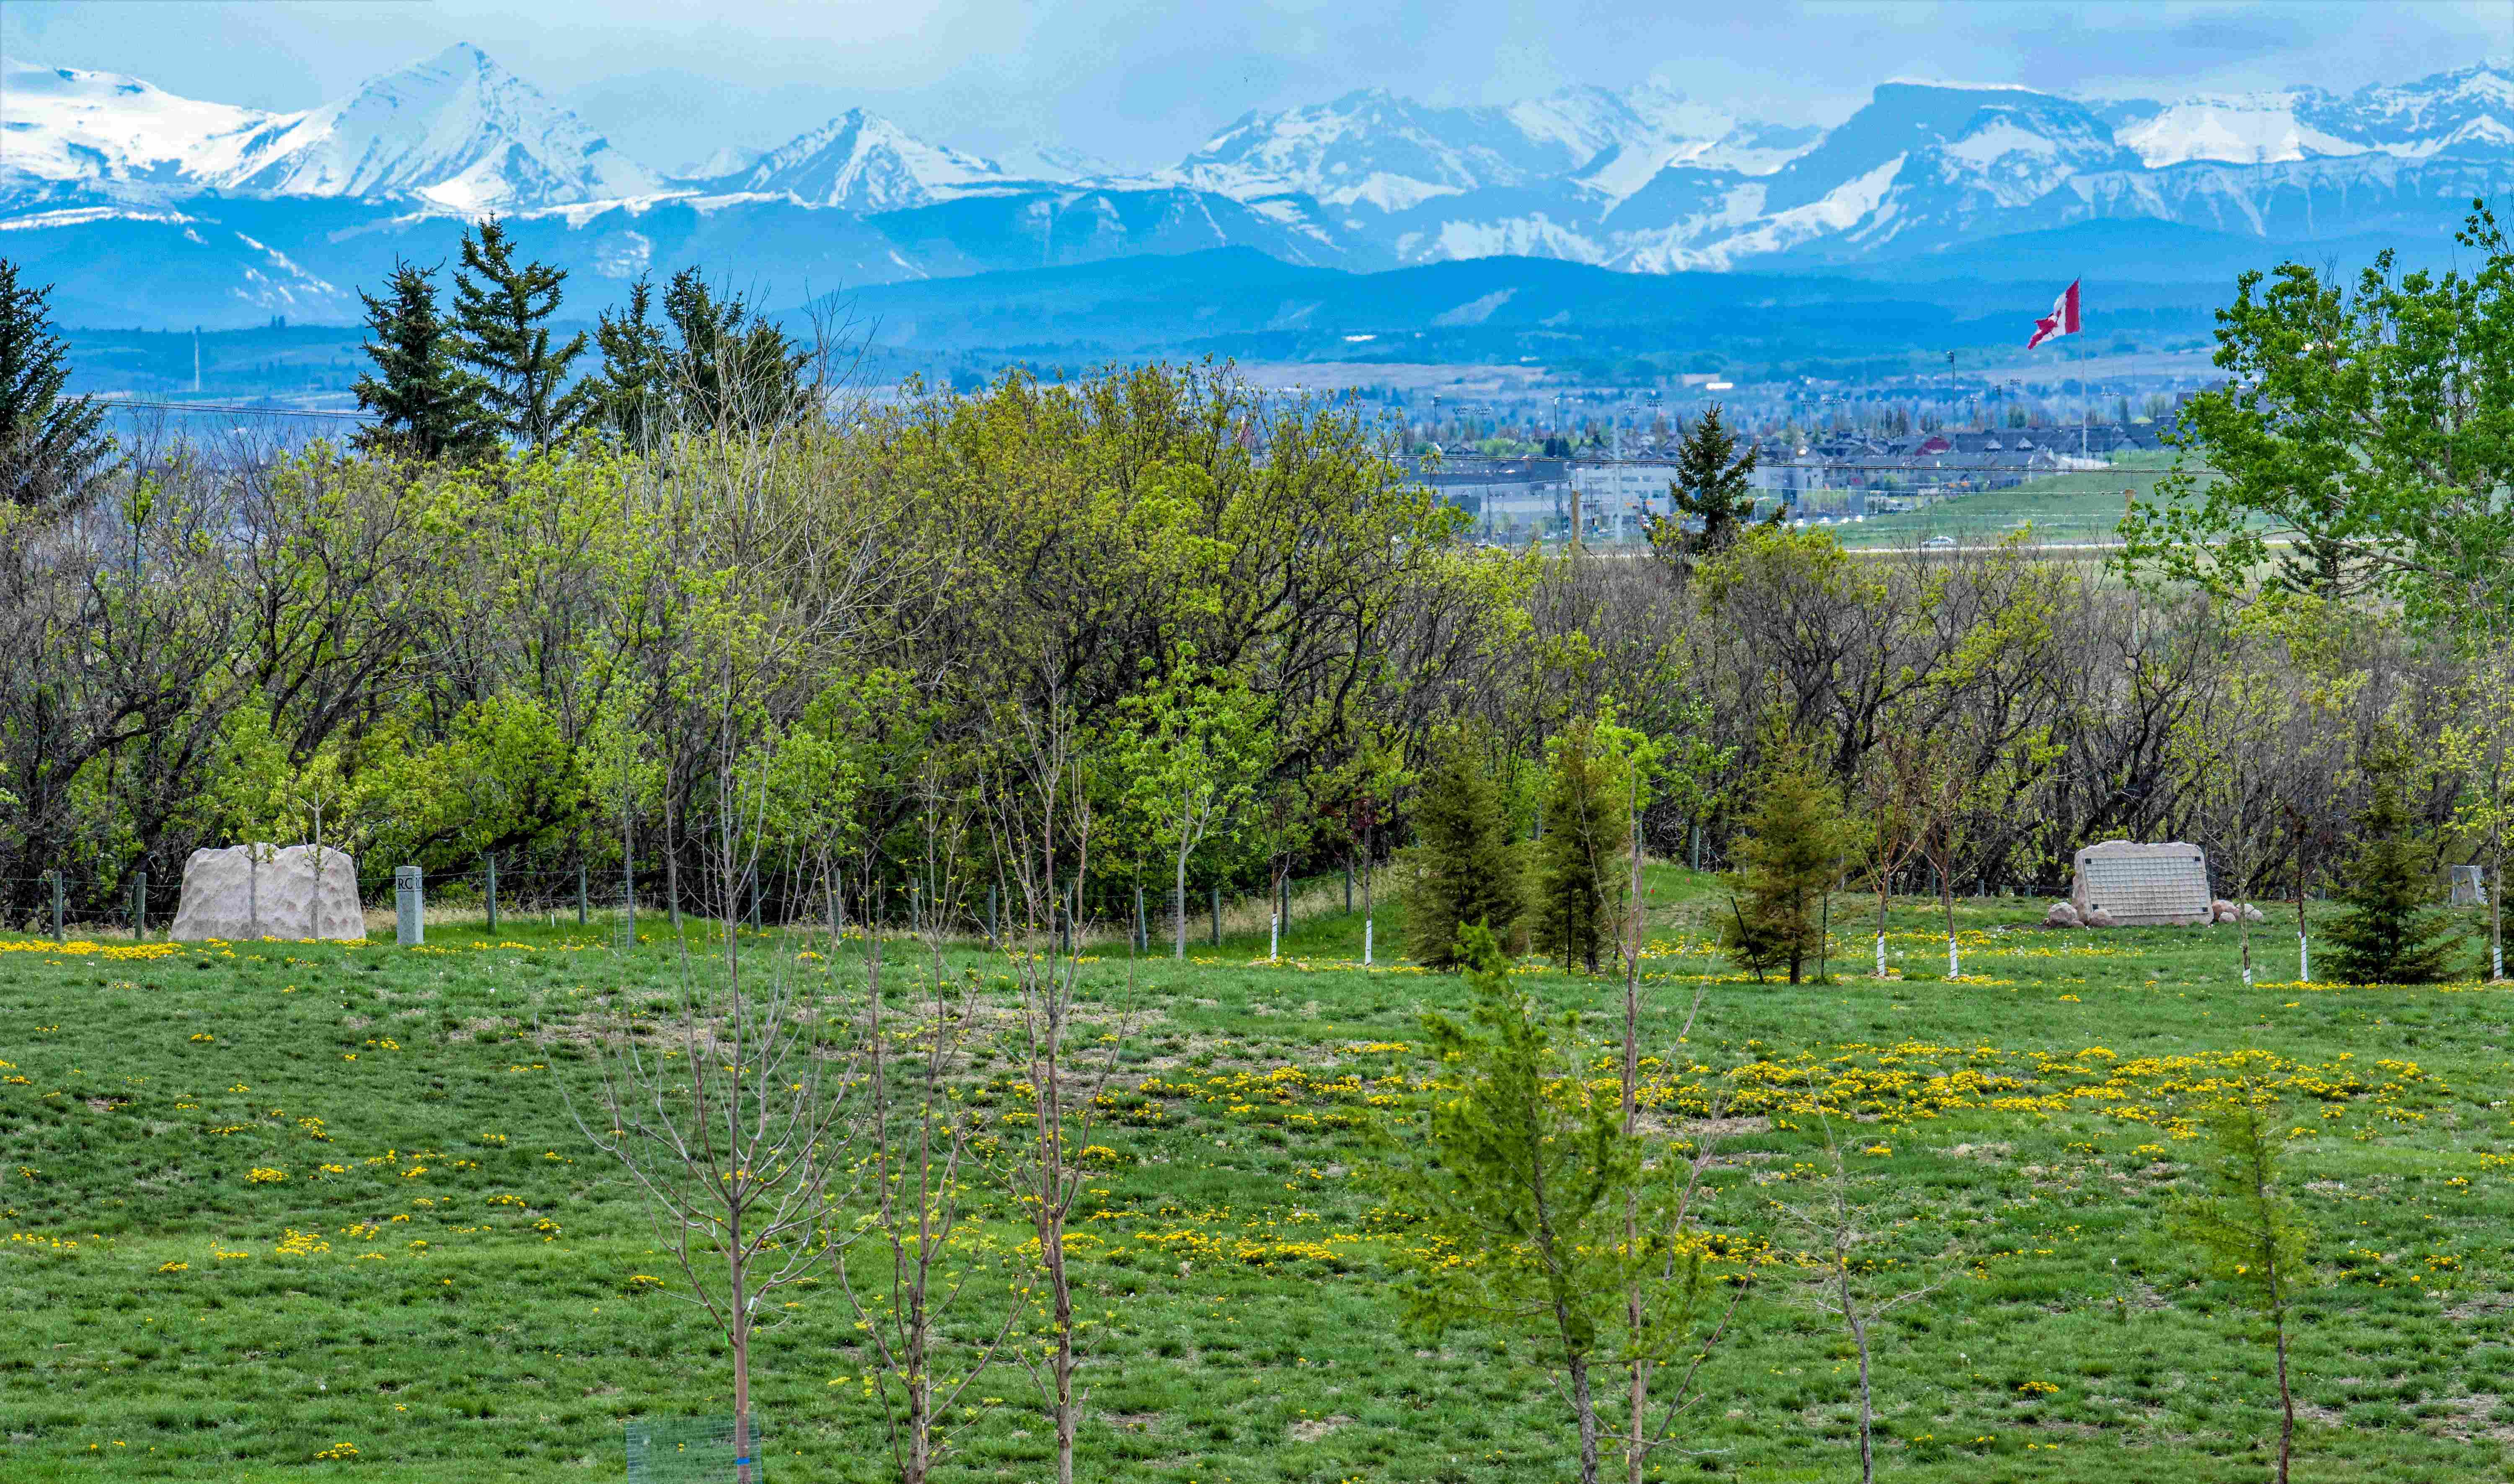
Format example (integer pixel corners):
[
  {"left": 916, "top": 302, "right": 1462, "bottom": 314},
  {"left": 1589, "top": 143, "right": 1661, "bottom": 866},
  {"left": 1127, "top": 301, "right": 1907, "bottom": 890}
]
[{"left": 5, "top": 42, "right": 2512, "bottom": 331}]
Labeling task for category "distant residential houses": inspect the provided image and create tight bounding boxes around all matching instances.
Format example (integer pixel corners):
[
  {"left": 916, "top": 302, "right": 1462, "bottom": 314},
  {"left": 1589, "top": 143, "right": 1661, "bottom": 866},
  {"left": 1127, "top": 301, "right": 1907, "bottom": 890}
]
[{"left": 1415, "top": 420, "right": 2176, "bottom": 541}]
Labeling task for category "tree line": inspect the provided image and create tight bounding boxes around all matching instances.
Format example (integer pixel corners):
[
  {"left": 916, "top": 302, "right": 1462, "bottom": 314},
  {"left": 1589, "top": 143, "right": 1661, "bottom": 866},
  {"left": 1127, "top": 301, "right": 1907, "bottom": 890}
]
[{"left": 2, "top": 204, "right": 2511, "bottom": 963}]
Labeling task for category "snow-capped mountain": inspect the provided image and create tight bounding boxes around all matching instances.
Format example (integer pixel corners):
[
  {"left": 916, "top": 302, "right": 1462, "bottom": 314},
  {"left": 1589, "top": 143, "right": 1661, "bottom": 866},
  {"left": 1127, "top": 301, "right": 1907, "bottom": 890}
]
[
  {"left": 7, "top": 43, "right": 2514, "bottom": 330},
  {"left": 2103, "top": 66, "right": 2514, "bottom": 168},
  {"left": 1, "top": 44, "right": 659, "bottom": 209},
  {"left": 1166, "top": 83, "right": 1767, "bottom": 214},
  {"left": 218, "top": 44, "right": 662, "bottom": 209},
  {"left": 708, "top": 108, "right": 1011, "bottom": 211},
  {"left": 0, "top": 57, "right": 278, "bottom": 199}
]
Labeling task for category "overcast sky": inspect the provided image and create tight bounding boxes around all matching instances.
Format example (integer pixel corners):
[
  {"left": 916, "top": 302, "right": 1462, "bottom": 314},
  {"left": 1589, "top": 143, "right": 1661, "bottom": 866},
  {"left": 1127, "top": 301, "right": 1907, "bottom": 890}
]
[{"left": 6, "top": 0, "right": 2510, "bottom": 173}]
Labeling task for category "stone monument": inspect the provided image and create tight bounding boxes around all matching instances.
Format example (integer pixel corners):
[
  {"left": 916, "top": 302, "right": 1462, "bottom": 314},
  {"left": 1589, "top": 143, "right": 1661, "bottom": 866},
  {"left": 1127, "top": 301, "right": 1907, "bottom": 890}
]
[
  {"left": 2069, "top": 840, "right": 2212, "bottom": 927},
  {"left": 168, "top": 843, "right": 365, "bottom": 942}
]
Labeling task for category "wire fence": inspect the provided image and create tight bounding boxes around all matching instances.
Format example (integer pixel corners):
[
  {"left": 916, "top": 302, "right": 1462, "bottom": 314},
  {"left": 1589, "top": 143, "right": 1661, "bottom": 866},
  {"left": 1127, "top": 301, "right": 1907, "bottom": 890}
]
[
  {"left": 623, "top": 1416, "right": 762, "bottom": 1482},
  {"left": 0, "top": 857, "right": 1390, "bottom": 950}
]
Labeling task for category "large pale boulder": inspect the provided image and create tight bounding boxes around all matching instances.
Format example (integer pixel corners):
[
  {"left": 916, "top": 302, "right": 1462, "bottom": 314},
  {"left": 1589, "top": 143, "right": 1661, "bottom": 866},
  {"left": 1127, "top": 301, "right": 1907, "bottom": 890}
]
[
  {"left": 2070, "top": 840, "right": 2212, "bottom": 926},
  {"left": 2042, "top": 901, "right": 2082, "bottom": 928},
  {"left": 169, "top": 844, "right": 364, "bottom": 942}
]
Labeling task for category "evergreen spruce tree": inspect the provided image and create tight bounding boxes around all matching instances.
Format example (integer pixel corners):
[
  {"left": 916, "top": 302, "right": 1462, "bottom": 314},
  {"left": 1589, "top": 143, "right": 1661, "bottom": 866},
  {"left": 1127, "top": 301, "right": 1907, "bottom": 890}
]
[
  {"left": 1404, "top": 729, "right": 1523, "bottom": 968},
  {"left": 1724, "top": 730, "right": 1853, "bottom": 984},
  {"left": 2326, "top": 740, "right": 2461, "bottom": 984},
  {"left": 661, "top": 269, "right": 811, "bottom": 432},
  {"left": 0, "top": 258, "right": 116, "bottom": 511},
  {"left": 351, "top": 259, "right": 490, "bottom": 462},
  {"left": 451, "top": 217, "right": 587, "bottom": 451},
  {"left": 1644, "top": 403, "right": 1758, "bottom": 577},
  {"left": 571, "top": 277, "right": 670, "bottom": 446},
  {"left": 1530, "top": 721, "right": 1629, "bottom": 975}
]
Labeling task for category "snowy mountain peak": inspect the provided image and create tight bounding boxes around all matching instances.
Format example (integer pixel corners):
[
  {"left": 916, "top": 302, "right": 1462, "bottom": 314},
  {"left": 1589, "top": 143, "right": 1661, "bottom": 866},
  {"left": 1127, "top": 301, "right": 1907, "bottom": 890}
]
[
  {"left": 0, "top": 44, "right": 662, "bottom": 210},
  {"left": 715, "top": 108, "right": 1006, "bottom": 212},
  {"left": 0, "top": 56, "right": 274, "bottom": 198},
  {"left": 1172, "top": 82, "right": 1742, "bottom": 213},
  {"left": 216, "top": 42, "right": 664, "bottom": 209}
]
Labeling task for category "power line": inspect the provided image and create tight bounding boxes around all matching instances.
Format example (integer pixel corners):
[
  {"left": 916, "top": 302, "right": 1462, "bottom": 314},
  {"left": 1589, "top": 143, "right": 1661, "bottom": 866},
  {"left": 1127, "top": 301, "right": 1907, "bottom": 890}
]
[{"left": 94, "top": 398, "right": 367, "bottom": 421}]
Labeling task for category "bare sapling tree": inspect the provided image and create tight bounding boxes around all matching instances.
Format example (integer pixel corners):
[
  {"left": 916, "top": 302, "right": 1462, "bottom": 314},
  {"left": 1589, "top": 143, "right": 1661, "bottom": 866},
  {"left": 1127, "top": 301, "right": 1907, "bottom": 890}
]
[
  {"left": 1772, "top": 1114, "right": 1941, "bottom": 1484},
  {"left": 988, "top": 687, "right": 1137, "bottom": 1484},
  {"left": 840, "top": 787, "right": 1022, "bottom": 1484},
  {"left": 2443, "top": 650, "right": 2514, "bottom": 981},
  {"left": 1617, "top": 810, "right": 1746, "bottom": 1484},
  {"left": 561, "top": 825, "right": 866, "bottom": 1483},
  {"left": 1856, "top": 720, "right": 1930, "bottom": 980},
  {"left": 2171, "top": 664, "right": 2294, "bottom": 987}
]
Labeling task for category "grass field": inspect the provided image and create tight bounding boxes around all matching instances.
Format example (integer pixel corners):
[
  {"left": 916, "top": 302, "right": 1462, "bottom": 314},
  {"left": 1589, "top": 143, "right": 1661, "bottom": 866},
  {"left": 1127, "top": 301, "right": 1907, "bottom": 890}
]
[
  {"left": 1832, "top": 450, "right": 2195, "bottom": 549},
  {"left": 3, "top": 868, "right": 2510, "bottom": 1482}
]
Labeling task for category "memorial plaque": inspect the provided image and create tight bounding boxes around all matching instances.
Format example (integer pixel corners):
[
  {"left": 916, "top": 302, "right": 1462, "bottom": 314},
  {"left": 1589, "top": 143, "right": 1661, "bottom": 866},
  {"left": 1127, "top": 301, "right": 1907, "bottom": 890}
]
[
  {"left": 2070, "top": 840, "right": 2211, "bottom": 927},
  {"left": 2452, "top": 865, "right": 2488, "bottom": 907}
]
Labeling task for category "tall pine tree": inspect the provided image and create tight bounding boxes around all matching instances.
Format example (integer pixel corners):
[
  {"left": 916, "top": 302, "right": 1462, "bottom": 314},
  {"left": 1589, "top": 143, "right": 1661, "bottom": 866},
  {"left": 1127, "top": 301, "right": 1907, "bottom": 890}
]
[
  {"left": 662, "top": 269, "right": 811, "bottom": 432},
  {"left": 1404, "top": 728, "right": 1523, "bottom": 968},
  {"left": 351, "top": 259, "right": 489, "bottom": 462},
  {"left": 1645, "top": 403, "right": 1759, "bottom": 577},
  {"left": 0, "top": 258, "right": 116, "bottom": 511},
  {"left": 2325, "top": 738, "right": 2462, "bottom": 984},
  {"left": 452, "top": 217, "right": 586, "bottom": 451},
  {"left": 571, "top": 277, "right": 670, "bottom": 447}
]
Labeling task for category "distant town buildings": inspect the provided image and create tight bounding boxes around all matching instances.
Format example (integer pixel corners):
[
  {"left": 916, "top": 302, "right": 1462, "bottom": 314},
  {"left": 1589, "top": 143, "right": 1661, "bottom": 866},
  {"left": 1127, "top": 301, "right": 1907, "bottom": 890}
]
[{"left": 1413, "top": 417, "right": 2178, "bottom": 542}]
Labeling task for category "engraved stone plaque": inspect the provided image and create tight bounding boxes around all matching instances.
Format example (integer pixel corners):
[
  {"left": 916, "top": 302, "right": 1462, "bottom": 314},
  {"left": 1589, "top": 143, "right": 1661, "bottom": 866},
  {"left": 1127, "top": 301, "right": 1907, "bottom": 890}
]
[{"left": 2070, "top": 840, "right": 2211, "bottom": 927}]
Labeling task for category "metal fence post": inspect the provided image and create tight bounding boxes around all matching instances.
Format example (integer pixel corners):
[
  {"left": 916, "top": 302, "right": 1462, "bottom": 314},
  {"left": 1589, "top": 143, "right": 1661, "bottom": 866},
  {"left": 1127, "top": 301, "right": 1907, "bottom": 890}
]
[
  {"left": 577, "top": 863, "right": 588, "bottom": 926},
  {"left": 751, "top": 872, "right": 763, "bottom": 932},
  {"left": 985, "top": 886, "right": 998, "bottom": 946},
  {"left": 1135, "top": 885, "right": 1147, "bottom": 954},
  {"left": 51, "top": 870, "right": 66, "bottom": 943},
  {"left": 395, "top": 866, "right": 424, "bottom": 946},
  {"left": 133, "top": 870, "right": 148, "bottom": 941},
  {"left": 1210, "top": 884, "right": 1221, "bottom": 946},
  {"left": 484, "top": 857, "right": 499, "bottom": 934},
  {"left": 1345, "top": 864, "right": 1353, "bottom": 913}
]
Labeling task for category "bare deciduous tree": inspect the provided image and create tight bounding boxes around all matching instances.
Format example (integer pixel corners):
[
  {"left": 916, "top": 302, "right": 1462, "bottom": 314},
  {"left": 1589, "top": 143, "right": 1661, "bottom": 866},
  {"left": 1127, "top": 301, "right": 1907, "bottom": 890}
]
[
  {"left": 1773, "top": 1115, "right": 1942, "bottom": 1484},
  {"left": 989, "top": 688, "right": 1136, "bottom": 1484},
  {"left": 562, "top": 863, "right": 864, "bottom": 1484},
  {"left": 840, "top": 801, "right": 1021, "bottom": 1484}
]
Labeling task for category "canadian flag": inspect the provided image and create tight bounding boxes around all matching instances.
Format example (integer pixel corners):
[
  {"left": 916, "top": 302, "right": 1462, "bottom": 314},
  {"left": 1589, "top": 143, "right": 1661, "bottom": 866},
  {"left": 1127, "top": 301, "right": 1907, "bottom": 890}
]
[{"left": 2026, "top": 279, "right": 2081, "bottom": 349}]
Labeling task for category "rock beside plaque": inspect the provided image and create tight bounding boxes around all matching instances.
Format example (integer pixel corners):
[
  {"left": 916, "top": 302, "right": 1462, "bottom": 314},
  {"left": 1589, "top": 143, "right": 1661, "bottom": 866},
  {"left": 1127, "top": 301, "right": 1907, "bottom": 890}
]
[
  {"left": 169, "top": 844, "right": 364, "bottom": 942},
  {"left": 2043, "top": 901, "right": 2082, "bottom": 928}
]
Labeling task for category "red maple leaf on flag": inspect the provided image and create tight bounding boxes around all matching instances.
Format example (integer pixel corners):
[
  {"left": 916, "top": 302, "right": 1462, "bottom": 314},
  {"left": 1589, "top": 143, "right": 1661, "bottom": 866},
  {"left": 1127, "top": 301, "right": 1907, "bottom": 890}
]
[{"left": 2027, "top": 280, "right": 2081, "bottom": 349}]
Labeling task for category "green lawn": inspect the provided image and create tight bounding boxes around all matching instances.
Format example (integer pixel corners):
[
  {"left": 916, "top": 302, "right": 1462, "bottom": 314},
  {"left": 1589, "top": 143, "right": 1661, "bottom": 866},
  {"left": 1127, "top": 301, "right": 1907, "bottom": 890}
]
[
  {"left": 1833, "top": 449, "right": 2200, "bottom": 548},
  {"left": 3, "top": 870, "right": 2509, "bottom": 1482}
]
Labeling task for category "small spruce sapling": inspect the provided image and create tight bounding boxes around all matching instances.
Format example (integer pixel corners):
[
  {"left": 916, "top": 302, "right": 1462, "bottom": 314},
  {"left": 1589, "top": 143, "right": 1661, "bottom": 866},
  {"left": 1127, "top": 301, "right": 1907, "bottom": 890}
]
[
  {"left": 1530, "top": 717, "right": 1636, "bottom": 975},
  {"left": 1377, "top": 925, "right": 1723, "bottom": 1484},
  {"left": 2167, "top": 1084, "right": 2312, "bottom": 1484},
  {"left": 1724, "top": 723, "right": 1853, "bottom": 985},
  {"left": 1403, "top": 725, "right": 1525, "bottom": 967},
  {"left": 2325, "top": 737, "right": 2462, "bottom": 984}
]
